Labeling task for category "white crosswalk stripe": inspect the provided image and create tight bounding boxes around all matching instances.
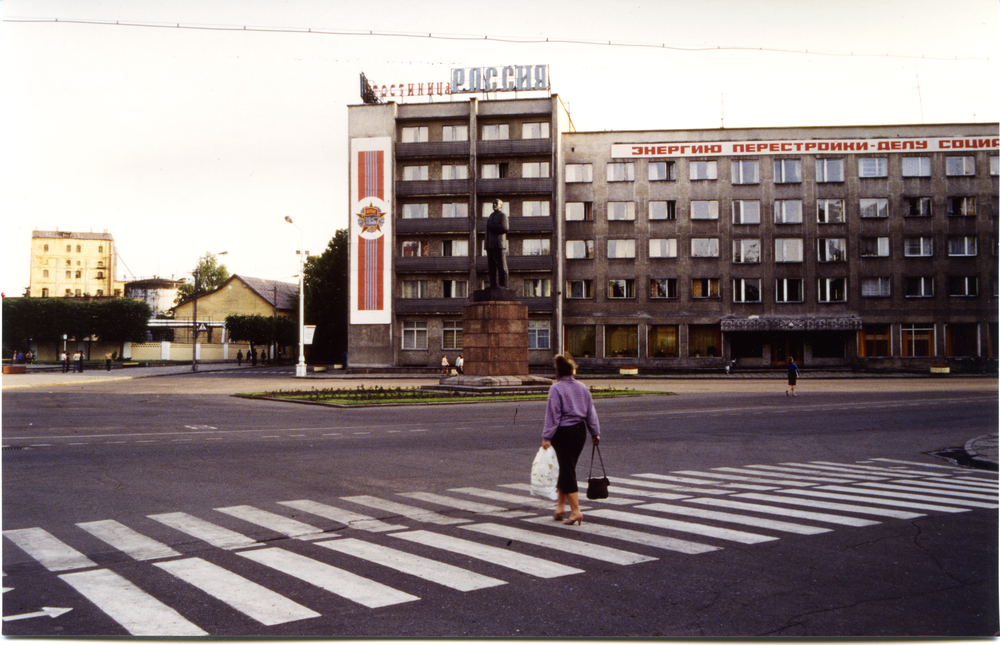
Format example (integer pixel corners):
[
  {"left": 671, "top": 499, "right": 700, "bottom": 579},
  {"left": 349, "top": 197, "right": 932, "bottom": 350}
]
[
  {"left": 735, "top": 464, "right": 889, "bottom": 480},
  {"left": 609, "top": 476, "right": 733, "bottom": 495},
  {"left": 154, "top": 557, "right": 320, "bottom": 625},
  {"left": 521, "top": 516, "right": 721, "bottom": 554},
  {"left": 3, "top": 528, "right": 97, "bottom": 571},
  {"left": 816, "top": 485, "right": 998, "bottom": 509},
  {"left": 340, "top": 495, "right": 472, "bottom": 525},
  {"left": 587, "top": 508, "right": 778, "bottom": 544},
  {"left": 713, "top": 467, "right": 857, "bottom": 484},
  {"left": 400, "top": 491, "right": 535, "bottom": 517},
  {"left": 732, "top": 492, "right": 925, "bottom": 519},
  {"left": 449, "top": 486, "right": 566, "bottom": 509},
  {"left": 774, "top": 488, "right": 972, "bottom": 513},
  {"left": 636, "top": 503, "right": 831, "bottom": 535},
  {"left": 315, "top": 537, "right": 507, "bottom": 591},
  {"left": 852, "top": 482, "right": 998, "bottom": 501},
  {"left": 278, "top": 499, "right": 408, "bottom": 532},
  {"left": 681, "top": 497, "right": 880, "bottom": 527},
  {"left": 893, "top": 480, "right": 999, "bottom": 494},
  {"left": 665, "top": 470, "right": 806, "bottom": 487},
  {"left": 460, "top": 522, "right": 658, "bottom": 565},
  {"left": 76, "top": 520, "right": 180, "bottom": 561},
  {"left": 148, "top": 512, "right": 258, "bottom": 550},
  {"left": 809, "top": 461, "right": 950, "bottom": 478},
  {"left": 215, "top": 505, "right": 331, "bottom": 539},
  {"left": 500, "top": 481, "right": 640, "bottom": 505}
]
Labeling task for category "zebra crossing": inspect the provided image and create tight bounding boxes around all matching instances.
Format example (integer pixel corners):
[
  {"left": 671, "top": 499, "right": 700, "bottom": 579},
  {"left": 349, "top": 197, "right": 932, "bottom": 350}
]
[{"left": 3, "top": 458, "right": 996, "bottom": 636}]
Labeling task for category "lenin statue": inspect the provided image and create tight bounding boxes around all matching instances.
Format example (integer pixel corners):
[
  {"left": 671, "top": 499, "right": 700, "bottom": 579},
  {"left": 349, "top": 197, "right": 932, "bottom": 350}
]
[{"left": 486, "top": 199, "right": 509, "bottom": 288}]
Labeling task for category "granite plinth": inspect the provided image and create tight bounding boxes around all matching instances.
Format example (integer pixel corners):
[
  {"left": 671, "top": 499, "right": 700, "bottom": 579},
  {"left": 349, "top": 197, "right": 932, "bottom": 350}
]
[
  {"left": 462, "top": 300, "right": 529, "bottom": 377},
  {"left": 472, "top": 287, "right": 520, "bottom": 302}
]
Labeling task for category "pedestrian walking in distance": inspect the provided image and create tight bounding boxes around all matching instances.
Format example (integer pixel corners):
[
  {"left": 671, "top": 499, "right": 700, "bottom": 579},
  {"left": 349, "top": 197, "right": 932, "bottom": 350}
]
[
  {"left": 541, "top": 352, "right": 601, "bottom": 525},
  {"left": 786, "top": 356, "right": 801, "bottom": 396}
]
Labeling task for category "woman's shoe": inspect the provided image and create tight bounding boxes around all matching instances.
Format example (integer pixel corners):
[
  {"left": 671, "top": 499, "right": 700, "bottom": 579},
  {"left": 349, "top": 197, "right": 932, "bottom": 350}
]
[
  {"left": 563, "top": 515, "right": 583, "bottom": 525},
  {"left": 553, "top": 511, "right": 566, "bottom": 521}
]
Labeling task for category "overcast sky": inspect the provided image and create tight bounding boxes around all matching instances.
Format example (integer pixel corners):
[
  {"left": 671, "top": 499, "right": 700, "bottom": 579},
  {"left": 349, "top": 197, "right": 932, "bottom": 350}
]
[{"left": 2, "top": 0, "right": 996, "bottom": 297}]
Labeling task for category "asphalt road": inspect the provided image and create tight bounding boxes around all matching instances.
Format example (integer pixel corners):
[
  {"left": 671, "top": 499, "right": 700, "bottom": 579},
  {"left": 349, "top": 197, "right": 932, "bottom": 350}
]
[{"left": 2, "top": 371, "right": 997, "bottom": 637}]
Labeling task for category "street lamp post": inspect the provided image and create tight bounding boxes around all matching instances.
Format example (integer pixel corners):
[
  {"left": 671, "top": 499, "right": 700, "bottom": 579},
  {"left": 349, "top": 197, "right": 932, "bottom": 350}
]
[
  {"left": 191, "top": 251, "right": 227, "bottom": 372},
  {"left": 285, "top": 216, "right": 307, "bottom": 377}
]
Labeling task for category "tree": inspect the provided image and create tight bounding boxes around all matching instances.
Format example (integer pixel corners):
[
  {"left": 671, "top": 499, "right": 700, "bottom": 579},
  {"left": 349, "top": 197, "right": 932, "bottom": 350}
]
[
  {"left": 174, "top": 253, "right": 231, "bottom": 305},
  {"left": 2, "top": 298, "right": 151, "bottom": 356},
  {"left": 301, "top": 229, "right": 349, "bottom": 363},
  {"left": 225, "top": 314, "right": 296, "bottom": 360}
]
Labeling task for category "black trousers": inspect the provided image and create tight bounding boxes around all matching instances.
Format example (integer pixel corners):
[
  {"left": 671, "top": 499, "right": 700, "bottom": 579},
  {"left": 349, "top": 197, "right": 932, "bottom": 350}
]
[{"left": 551, "top": 422, "right": 587, "bottom": 495}]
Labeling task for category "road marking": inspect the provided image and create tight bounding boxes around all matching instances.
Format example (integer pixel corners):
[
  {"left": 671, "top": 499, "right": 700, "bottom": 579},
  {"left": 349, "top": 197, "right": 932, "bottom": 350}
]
[
  {"left": 501, "top": 482, "right": 641, "bottom": 506},
  {"left": 778, "top": 463, "right": 895, "bottom": 480},
  {"left": 739, "top": 464, "right": 886, "bottom": 480},
  {"left": 818, "top": 485, "right": 998, "bottom": 509},
  {"left": 855, "top": 482, "right": 998, "bottom": 501},
  {"left": 869, "top": 458, "right": 966, "bottom": 470},
  {"left": 76, "top": 520, "right": 180, "bottom": 561},
  {"left": 507, "top": 482, "right": 690, "bottom": 502},
  {"left": 713, "top": 466, "right": 856, "bottom": 484},
  {"left": 316, "top": 538, "right": 507, "bottom": 591},
  {"left": 237, "top": 547, "right": 418, "bottom": 608},
  {"left": 3, "top": 528, "right": 97, "bottom": 571},
  {"left": 636, "top": 503, "right": 830, "bottom": 535},
  {"left": 449, "top": 487, "right": 571, "bottom": 510},
  {"left": 681, "top": 498, "right": 880, "bottom": 527},
  {"left": 58, "top": 569, "right": 207, "bottom": 636},
  {"left": 340, "top": 496, "right": 471, "bottom": 525},
  {"left": 808, "top": 461, "right": 950, "bottom": 478},
  {"left": 460, "top": 523, "right": 657, "bottom": 565},
  {"left": 895, "top": 479, "right": 999, "bottom": 494},
  {"left": 278, "top": 500, "right": 408, "bottom": 532},
  {"left": 611, "top": 476, "right": 732, "bottom": 495},
  {"left": 775, "top": 489, "right": 971, "bottom": 513},
  {"left": 2, "top": 606, "right": 73, "bottom": 622},
  {"left": 391, "top": 530, "right": 583, "bottom": 578},
  {"left": 215, "top": 505, "right": 330, "bottom": 539},
  {"left": 400, "top": 492, "right": 535, "bottom": 518},
  {"left": 661, "top": 470, "right": 826, "bottom": 487},
  {"left": 521, "top": 516, "right": 720, "bottom": 554},
  {"left": 587, "top": 509, "right": 778, "bottom": 544},
  {"left": 154, "top": 557, "right": 320, "bottom": 626},
  {"left": 148, "top": 512, "right": 257, "bottom": 550}
]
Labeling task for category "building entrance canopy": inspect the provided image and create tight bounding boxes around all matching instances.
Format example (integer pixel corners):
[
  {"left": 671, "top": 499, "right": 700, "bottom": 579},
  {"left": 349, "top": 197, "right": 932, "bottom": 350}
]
[{"left": 721, "top": 317, "right": 863, "bottom": 332}]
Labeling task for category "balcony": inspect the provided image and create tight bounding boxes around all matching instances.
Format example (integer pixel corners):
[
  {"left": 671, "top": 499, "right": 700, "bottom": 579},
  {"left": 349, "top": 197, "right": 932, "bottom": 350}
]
[
  {"left": 474, "top": 256, "right": 554, "bottom": 273},
  {"left": 477, "top": 177, "right": 553, "bottom": 195},
  {"left": 478, "top": 139, "right": 552, "bottom": 157},
  {"left": 395, "top": 256, "right": 472, "bottom": 273},
  {"left": 394, "top": 298, "right": 466, "bottom": 315},
  {"left": 476, "top": 216, "right": 553, "bottom": 233},
  {"left": 395, "top": 141, "right": 469, "bottom": 159},
  {"left": 396, "top": 179, "right": 470, "bottom": 197},
  {"left": 396, "top": 218, "right": 472, "bottom": 235}
]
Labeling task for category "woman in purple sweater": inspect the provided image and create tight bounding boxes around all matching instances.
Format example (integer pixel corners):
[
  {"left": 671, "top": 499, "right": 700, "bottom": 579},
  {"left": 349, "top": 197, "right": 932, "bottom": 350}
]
[{"left": 541, "top": 353, "right": 601, "bottom": 525}]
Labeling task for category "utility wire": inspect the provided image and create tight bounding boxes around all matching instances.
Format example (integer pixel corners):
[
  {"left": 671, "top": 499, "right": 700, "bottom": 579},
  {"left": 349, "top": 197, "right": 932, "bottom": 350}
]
[{"left": 3, "top": 16, "right": 994, "bottom": 63}]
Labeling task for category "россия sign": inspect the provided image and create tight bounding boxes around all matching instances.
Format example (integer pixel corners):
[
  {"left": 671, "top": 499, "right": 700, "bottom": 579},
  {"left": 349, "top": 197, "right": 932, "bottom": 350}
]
[{"left": 451, "top": 65, "right": 549, "bottom": 93}]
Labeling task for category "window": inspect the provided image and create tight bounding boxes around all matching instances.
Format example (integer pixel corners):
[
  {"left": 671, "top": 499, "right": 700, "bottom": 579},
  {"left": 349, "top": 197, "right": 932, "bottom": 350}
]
[
  {"left": 733, "top": 278, "right": 761, "bottom": 303},
  {"left": 774, "top": 200, "right": 803, "bottom": 224},
  {"left": 650, "top": 278, "right": 678, "bottom": 299},
  {"left": 948, "top": 276, "right": 979, "bottom": 297},
  {"left": 75, "top": 270, "right": 82, "bottom": 279},
  {"left": 904, "top": 276, "right": 934, "bottom": 298},
  {"left": 400, "top": 280, "right": 428, "bottom": 298},
  {"left": 442, "top": 321, "right": 463, "bottom": 350},
  {"left": 861, "top": 277, "right": 892, "bottom": 298},
  {"left": 732, "top": 200, "right": 761, "bottom": 225},
  {"left": 607, "top": 239, "right": 636, "bottom": 259},
  {"left": 443, "top": 280, "right": 468, "bottom": 299},
  {"left": 817, "top": 199, "right": 846, "bottom": 223},
  {"left": 860, "top": 237, "right": 890, "bottom": 258},
  {"left": 689, "top": 161, "right": 717, "bottom": 180},
  {"left": 523, "top": 279, "right": 551, "bottom": 298},
  {"left": 901, "top": 323, "right": 935, "bottom": 357},
  {"left": 904, "top": 237, "right": 933, "bottom": 257},
  {"left": 65, "top": 270, "right": 71, "bottom": 279},
  {"left": 818, "top": 278, "right": 847, "bottom": 302},
  {"left": 442, "top": 239, "right": 468, "bottom": 257},
  {"left": 522, "top": 122, "right": 549, "bottom": 139},
  {"left": 522, "top": 201, "right": 550, "bottom": 217},
  {"left": 605, "top": 325, "right": 638, "bottom": 357},
  {"left": 481, "top": 163, "right": 508, "bottom": 179},
  {"left": 607, "top": 201, "right": 636, "bottom": 221},
  {"left": 608, "top": 279, "right": 636, "bottom": 299},
  {"left": 948, "top": 236, "right": 977, "bottom": 256},
  {"left": 733, "top": 239, "right": 761, "bottom": 263},
  {"left": 43, "top": 244, "right": 49, "bottom": 251},
  {"left": 566, "top": 240, "right": 594, "bottom": 259},
  {"left": 401, "top": 203, "right": 428, "bottom": 219},
  {"left": 76, "top": 245, "right": 81, "bottom": 253},
  {"left": 565, "top": 325, "right": 596, "bottom": 357},
  {"left": 649, "top": 201, "right": 677, "bottom": 221},
  {"left": 946, "top": 156, "right": 976, "bottom": 176},
  {"left": 522, "top": 162, "right": 550, "bottom": 178},
  {"left": 648, "top": 325, "right": 679, "bottom": 357},
  {"left": 859, "top": 324, "right": 891, "bottom": 357},
  {"left": 774, "top": 159, "right": 801, "bottom": 183},
  {"left": 947, "top": 196, "right": 976, "bottom": 217},
  {"left": 481, "top": 124, "right": 509, "bottom": 140},
  {"left": 775, "top": 278, "right": 803, "bottom": 303},
  {"left": 41, "top": 288, "right": 49, "bottom": 297},
  {"left": 858, "top": 157, "right": 888, "bottom": 178},
  {"left": 401, "top": 240, "right": 429, "bottom": 257},
  {"left": 402, "top": 166, "right": 428, "bottom": 181},
  {"left": 649, "top": 161, "right": 676, "bottom": 181},
  {"left": 692, "top": 278, "right": 720, "bottom": 298},
  {"left": 442, "top": 164, "right": 468, "bottom": 180},
  {"left": 522, "top": 239, "right": 550, "bottom": 256},
  {"left": 816, "top": 158, "right": 845, "bottom": 182},
  {"left": 442, "top": 202, "right": 468, "bottom": 218},
  {"left": 442, "top": 125, "right": 468, "bottom": 142},
  {"left": 401, "top": 126, "right": 428, "bottom": 143},
  {"left": 731, "top": 160, "right": 759, "bottom": 184},
  {"left": 690, "top": 201, "right": 719, "bottom": 220},
  {"left": 566, "top": 280, "right": 593, "bottom": 299},
  {"left": 817, "top": 238, "right": 847, "bottom": 262},
  {"left": 649, "top": 238, "right": 678, "bottom": 258},
  {"left": 860, "top": 198, "right": 889, "bottom": 219},
  {"left": 991, "top": 156, "right": 999, "bottom": 176},
  {"left": 565, "top": 202, "right": 592, "bottom": 221},
  {"left": 691, "top": 238, "right": 719, "bottom": 258},
  {"left": 402, "top": 321, "right": 428, "bottom": 350},
  {"left": 904, "top": 197, "right": 932, "bottom": 217},
  {"left": 565, "top": 164, "right": 593, "bottom": 183},
  {"left": 606, "top": 163, "right": 635, "bottom": 182},
  {"left": 528, "top": 320, "right": 550, "bottom": 349},
  {"left": 902, "top": 157, "right": 931, "bottom": 177},
  {"left": 689, "top": 325, "right": 721, "bottom": 357}
]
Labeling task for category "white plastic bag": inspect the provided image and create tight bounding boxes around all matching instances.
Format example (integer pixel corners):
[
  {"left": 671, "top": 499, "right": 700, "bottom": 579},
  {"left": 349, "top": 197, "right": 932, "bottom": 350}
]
[{"left": 530, "top": 446, "right": 559, "bottom": 500}]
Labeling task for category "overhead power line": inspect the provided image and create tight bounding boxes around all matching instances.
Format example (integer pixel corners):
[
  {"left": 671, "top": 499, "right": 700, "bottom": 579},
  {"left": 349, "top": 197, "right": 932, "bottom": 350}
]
[{"left": 3, "top": 16, "right": 994, "bottom": 63}]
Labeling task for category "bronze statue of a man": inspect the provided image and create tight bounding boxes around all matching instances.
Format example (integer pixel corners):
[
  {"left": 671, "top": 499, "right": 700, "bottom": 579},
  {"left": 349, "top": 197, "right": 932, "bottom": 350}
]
[{"left": 486, "top": 198, "right": 509, "bottom": 288}]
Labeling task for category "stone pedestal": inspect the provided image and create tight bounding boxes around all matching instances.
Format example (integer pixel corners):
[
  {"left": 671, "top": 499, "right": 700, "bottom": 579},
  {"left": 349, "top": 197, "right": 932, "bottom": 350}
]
[{"left": 463, "top": 299, "right": 529, "bottom": 377}]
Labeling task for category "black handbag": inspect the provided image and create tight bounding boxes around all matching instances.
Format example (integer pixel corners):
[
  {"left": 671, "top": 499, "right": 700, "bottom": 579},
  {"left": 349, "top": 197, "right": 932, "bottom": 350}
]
[{"left": 586, "top": 444, "right": 609, "bottom": 500}]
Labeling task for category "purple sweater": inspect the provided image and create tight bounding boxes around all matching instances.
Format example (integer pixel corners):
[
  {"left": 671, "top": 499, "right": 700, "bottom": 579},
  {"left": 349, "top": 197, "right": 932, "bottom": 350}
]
[{"left": 542, "top": 376, "right": 601, "bottom": 440}]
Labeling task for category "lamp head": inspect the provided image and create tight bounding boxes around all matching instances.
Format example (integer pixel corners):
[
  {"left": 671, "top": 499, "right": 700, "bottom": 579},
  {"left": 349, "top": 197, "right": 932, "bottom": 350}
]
[{"left": 284, "top": 216, "right": 293, "bottom": 224}]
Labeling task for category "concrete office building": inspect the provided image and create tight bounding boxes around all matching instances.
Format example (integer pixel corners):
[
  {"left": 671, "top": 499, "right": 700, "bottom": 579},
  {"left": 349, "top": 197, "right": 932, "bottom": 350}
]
[{"left": 347, "top": 95, "right": 998, "bottom": 372}]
